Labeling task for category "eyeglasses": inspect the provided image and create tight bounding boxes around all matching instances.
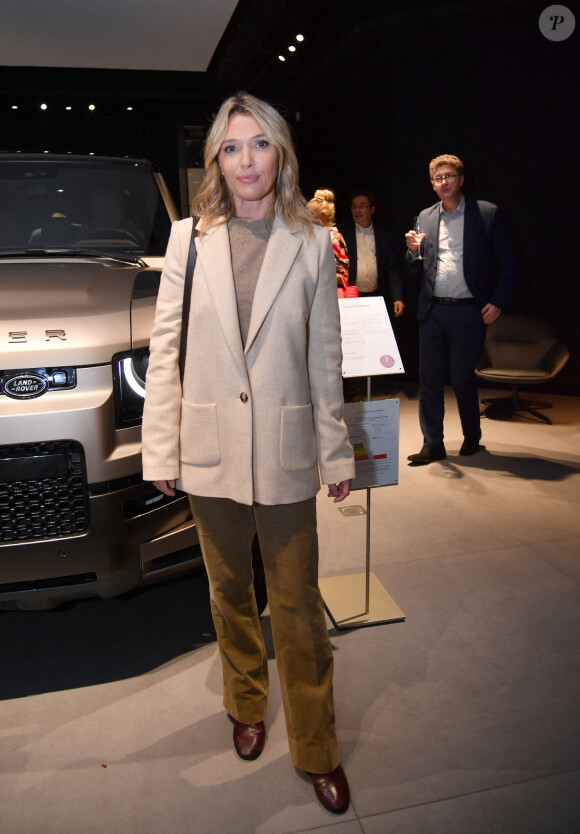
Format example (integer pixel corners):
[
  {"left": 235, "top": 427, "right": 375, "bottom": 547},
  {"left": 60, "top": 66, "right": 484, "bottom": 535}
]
[{"left": 432, "top": 173, "right": 458, "bottom": 184}]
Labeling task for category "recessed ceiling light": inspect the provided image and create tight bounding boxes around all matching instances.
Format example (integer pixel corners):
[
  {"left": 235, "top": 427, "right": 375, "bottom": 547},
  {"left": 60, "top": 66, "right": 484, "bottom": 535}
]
[
  {"left": 88, "top": 104, "right": 96, "bottom": 111},
  {"left": 278, "top": 55, "right": 286, "bottom": 62},
  {"left": 288, "top": 45, "right": 296, "bottom": 52},
  {"left": 11, "top": 105, "right": 18, "bottom": 110},
  {"left": 296, "top": 34, "right": 304, "bottom": 42},
  {"left": 40, "top": 103, "right": 48, "bottom": 110},
  {"left": 66, "top": 106, "right": 72, "bottom": 111}
]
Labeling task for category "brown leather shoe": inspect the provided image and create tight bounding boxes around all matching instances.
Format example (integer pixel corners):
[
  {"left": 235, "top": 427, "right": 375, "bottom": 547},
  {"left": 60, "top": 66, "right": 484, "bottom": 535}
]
[
  {"left": 312, "top": 764, "right": 350, "bottom": 814},
  {"left": 233, "top": 720, "right": 266, "bottom": 761}
]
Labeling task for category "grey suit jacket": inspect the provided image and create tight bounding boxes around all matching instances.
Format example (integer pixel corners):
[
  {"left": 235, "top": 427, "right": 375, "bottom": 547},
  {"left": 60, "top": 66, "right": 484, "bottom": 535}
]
[
  {"left": 142, "top": 216, "right": 354, "bottom": 506},
  {"left": 406, "top": 196, "right": 520, "bottom": 321}
]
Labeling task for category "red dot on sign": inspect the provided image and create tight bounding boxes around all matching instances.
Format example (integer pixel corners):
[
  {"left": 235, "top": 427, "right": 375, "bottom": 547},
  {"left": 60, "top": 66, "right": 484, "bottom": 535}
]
[{"left": 380, "top": 355, "right": 394, "bottom": 368}]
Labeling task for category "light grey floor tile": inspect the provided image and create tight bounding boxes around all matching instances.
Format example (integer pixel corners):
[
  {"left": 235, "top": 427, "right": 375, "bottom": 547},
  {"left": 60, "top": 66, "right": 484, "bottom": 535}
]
[
  {"left": 330, "top": 542, "right": 580, "bottom": 815},
  {"left": 360, "top": 770, "right": 580, "bottom": 834},
  {"left": 528, "top": 537, "right": 580, "bottom": 583},
  {"left": 297, "top": 820, "right": 364, "bottom": 834},
  {"left": 1, "top": 388, "right": 579, "bottom": 833}
]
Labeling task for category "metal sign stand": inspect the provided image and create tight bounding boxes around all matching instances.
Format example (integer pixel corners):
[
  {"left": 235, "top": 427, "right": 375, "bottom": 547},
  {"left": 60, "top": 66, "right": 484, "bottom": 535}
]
[
  {"left": 319, "top": 378, "right": 405, "bottom": 629},
  {"left": 320, "top": 300, "right": 406, "bottom": 628}
]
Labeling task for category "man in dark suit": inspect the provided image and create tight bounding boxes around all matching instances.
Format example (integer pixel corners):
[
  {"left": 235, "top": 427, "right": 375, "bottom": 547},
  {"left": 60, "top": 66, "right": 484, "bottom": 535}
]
[
  {"left": 341, "top": 189, "right": 404, "bottom": 317},
  {"left": 405, "top": 154, "right": 519, "bottom": 465},
  {"left": 341, "top": 189, "right": 408, "bottom": 400}
]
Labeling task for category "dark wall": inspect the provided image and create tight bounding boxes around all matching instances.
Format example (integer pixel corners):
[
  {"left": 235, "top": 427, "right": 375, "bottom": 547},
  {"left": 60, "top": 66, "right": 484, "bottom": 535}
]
[
  {"left": 1, "top": 2, "right": 577, "bottom": 392},
  {"left": 284, "top": 1, "right": 578, "bottom": 392},
  {"left": 0, "top": 67, "right": 220, "bottom": 210}
]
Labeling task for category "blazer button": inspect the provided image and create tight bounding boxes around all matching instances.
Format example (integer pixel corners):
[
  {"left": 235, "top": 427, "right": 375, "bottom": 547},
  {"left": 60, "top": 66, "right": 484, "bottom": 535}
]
[{"left": 240, "top": 392, "right": 249, "bottom": 403}]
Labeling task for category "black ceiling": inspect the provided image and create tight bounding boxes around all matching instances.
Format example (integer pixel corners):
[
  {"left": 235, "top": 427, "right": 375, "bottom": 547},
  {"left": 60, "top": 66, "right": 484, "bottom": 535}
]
[{"left": 1, "top": 0, "right": 490, "bottom": 121}]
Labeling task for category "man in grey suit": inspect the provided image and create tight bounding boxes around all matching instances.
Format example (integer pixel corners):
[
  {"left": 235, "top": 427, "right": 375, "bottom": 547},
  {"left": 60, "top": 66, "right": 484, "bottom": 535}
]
[{"left": 405, "top": 154, "right": 519, "bottom": 465}]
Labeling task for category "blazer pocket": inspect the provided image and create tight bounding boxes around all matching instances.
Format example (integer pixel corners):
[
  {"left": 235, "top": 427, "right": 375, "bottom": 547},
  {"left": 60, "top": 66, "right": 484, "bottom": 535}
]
[
  {"left": 280, "top": 404, "right": 317, "bottom": 472},
  {"left": 180, "top": 401, "right": 221, "bottom": 467}
]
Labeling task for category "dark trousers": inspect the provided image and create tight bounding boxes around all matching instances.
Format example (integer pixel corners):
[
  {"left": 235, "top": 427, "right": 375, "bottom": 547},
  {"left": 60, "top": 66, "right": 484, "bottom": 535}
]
[{"left": 418, "top": 301, "right": 485, "bottom": 447}]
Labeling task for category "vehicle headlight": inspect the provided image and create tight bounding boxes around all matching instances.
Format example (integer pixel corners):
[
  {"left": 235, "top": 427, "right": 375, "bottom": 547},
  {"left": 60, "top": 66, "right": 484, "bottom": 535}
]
[{"left": 112, "top": 348, "right": 149, "bottom": 428}]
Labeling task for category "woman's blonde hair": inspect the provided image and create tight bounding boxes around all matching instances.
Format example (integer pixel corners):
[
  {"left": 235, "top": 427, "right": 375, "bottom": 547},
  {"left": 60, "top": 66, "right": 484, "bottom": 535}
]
[
  {"left": 192, "top": 92, "right": 312, "bottom": 235},
  {"left": 310, "top": 188, "right": 336, "bottom": 226}
]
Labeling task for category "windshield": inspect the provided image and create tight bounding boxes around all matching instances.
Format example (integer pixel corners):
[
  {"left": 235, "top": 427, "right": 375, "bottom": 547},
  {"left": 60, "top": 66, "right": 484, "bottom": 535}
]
[{"left": 0, "top": 157, "right": 172, "bottom": 257}]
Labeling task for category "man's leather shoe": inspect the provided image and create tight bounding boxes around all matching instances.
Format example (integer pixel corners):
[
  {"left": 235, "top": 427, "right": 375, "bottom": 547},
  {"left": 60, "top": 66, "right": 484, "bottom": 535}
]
[
  {"left": 312, "top": 764, "right": 350, "bottom": 814},
  {"left": 233, "top": 720, "right": 265, "bottom": 761},
  {"left": 459, "top": 439, "right": 485, "bottom": 456},
  {"left": 407, "top": 443, "right": 447, "bottom": 465}
]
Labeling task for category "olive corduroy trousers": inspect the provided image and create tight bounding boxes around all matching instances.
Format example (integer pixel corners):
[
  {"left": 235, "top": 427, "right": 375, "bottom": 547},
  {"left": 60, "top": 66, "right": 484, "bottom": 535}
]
[{"left": 188, "top": 494, "right": 339, "bottom": 774}]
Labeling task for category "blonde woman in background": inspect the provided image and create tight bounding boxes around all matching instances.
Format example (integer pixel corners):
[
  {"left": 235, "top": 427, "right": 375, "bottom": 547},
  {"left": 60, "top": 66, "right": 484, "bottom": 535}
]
[{"left": 307, "top": 188, "right": 349, "bottom": 289}]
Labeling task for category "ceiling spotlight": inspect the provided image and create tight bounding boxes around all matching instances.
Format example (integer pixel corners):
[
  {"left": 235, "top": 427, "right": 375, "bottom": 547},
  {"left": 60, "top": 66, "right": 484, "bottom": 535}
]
[
  {"left": 127, "top": 106, "right": 133, "bottom": 111},
  {"left": 278, "top": 55, "right": 286, "bottom": 62},
  {"left": 88, "top": 104, "right": 96, "bottom": 111},
  {"left": 40, "top": 103, "right": 48, "bottom": 110},
  {"left": 296, "top": 34, "right": 304, "bottom": 42},
  {"left": 288, "top": 45, "right": 296, "bottom": 52},
  {"left": 66, "top": 106, "right": 72, "bottom": 111},
  {"left": 11, "top": 105, "right": 18, "bottom": 110}
]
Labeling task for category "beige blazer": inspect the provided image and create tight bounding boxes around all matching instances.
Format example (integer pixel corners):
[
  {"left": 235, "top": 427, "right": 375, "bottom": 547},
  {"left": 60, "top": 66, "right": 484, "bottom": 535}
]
[{"left": 142, "top": 215, "right": 354, "bottom": 506}]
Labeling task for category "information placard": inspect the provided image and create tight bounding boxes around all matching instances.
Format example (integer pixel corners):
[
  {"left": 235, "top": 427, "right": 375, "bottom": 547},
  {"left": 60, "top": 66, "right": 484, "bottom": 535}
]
[
  {"left": 344, "top": 398, "right": 399, "bottom": 489},
  {"left": 339, "top": 296, "right": 404, "bottom": 378}
]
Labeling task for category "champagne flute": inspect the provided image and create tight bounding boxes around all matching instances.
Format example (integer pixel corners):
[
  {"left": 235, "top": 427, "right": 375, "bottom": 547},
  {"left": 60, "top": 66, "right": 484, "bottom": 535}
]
[{"left": 413, "top": 215, "right": 424, "bottom": 260}]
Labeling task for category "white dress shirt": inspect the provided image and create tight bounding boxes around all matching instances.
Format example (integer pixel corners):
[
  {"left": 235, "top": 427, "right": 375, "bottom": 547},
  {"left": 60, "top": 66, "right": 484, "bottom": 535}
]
[
  {"left": 354, "top": 222, "right": 378, "bottom": 293},
  {"left": 433, "top": 197, "right": 473, "bottom": 299}
]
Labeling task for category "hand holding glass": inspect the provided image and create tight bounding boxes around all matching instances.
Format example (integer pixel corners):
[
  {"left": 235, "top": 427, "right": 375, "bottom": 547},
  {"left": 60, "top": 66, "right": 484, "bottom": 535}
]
[{"left": 413, "top": 216, "right": 425, "bottom": 260}]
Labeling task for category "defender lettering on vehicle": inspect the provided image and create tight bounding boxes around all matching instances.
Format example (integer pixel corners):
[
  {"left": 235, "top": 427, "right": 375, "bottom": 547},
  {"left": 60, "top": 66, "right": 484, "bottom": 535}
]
[{"left": 8, "top": 330, "right": 67, "bottom": 343}]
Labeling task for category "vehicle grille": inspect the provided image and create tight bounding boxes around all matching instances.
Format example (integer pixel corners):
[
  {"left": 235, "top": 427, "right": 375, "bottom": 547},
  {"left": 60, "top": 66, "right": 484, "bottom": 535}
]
[{"left": 0, "top": 441, "right": 89, "bottom": 543}]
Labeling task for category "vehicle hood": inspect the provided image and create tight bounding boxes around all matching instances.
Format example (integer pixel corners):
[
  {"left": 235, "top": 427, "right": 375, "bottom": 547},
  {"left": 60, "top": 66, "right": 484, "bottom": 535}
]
[{"left": 0, "top": 258, "right": 152, "bottom": 368}]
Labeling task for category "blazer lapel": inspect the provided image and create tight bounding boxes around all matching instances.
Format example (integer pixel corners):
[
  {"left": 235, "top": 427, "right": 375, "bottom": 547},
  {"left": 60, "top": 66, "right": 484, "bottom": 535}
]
[
  {"left": 462, "top": 196, "right": 476, "bottom": 275},
  {"left": 423, "top": 205, "right": 440, "bottom": 286},
  {"left": 195, "top": 220, "right": 247, "bottom": 375},
  {"left": 244, "top": 219, "right": 303, "bottom": 354}
]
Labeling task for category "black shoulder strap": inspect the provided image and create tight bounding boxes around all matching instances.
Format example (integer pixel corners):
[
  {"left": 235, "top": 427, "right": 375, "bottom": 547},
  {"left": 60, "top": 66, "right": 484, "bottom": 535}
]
[{"left": 179, "top": 221, "right": 198, "bottom": 382}]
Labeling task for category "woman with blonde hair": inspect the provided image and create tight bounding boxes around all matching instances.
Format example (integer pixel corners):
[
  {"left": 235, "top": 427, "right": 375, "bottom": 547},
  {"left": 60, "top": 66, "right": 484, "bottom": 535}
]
[
  {"left": 142, "top": 92, "right": 354, "bottom": 814},
  {"left": 307, "top": 188, "right": 349, "bottom": 289}
]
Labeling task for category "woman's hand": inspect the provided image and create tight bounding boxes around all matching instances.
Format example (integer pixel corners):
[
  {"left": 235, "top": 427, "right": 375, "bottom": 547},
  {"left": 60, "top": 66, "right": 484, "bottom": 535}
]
[
  {"left": 153, "top": 479, "right": 176, "bottom": 497},
  {"left": 327, "top": 480, "right": 351, "bottom": 503}
]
